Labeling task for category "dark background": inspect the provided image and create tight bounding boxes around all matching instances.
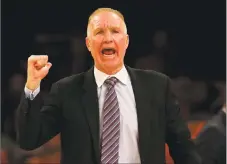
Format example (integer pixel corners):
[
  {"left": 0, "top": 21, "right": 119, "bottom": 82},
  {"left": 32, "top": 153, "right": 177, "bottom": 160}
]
[
  {"left": 2, "top": 1, "right": 226, "bottom": 81},
  {"left": 1, "top": 1, "right": 226, "bottom": 162},
  {"left": 1, "top": 0, "right": 226, "bottom": 140}
]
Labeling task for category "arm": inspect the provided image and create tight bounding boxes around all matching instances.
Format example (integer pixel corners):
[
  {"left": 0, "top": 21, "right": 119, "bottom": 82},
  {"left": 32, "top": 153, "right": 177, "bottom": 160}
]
[
  {"left": 195, "top": 125, "right": 226, "bottom": 164},
  {"left": 165, "top": 77, "right": 201, "bottom": 164},
  {"left": 16, "top": 82, "right": 62, "bottom": 150},
  {"left": 24, "top": 86, "right": 40, "bottom": 100}
]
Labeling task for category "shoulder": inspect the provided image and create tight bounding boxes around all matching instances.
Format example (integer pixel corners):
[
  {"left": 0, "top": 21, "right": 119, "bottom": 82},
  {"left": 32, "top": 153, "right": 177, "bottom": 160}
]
[
  {"left": 52, "top": 71, "right": 86, "bottom": 90},
  {"left": 202, "top": 113, "right": 225, "bottom": 135},
  {"left": 127, "top": 66, "right": 171, "bottom": 84},
  {"left": 196, "top": 114, "right": 225, "bottom": 141}
]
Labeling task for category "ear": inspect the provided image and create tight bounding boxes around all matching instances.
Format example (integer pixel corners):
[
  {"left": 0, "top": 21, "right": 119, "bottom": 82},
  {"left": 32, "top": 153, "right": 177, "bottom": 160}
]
[
  {"left": 125, "top": 34, "right": 129, "bottom": 49},
  {"left": 85, "top": 37, "right": 91, "bottom": 52}
]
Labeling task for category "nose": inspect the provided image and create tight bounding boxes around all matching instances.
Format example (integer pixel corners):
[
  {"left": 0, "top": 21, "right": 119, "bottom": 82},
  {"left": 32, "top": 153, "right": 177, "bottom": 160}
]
[{"left": 103, "top": 31, "right": 113, "bottom": 43}]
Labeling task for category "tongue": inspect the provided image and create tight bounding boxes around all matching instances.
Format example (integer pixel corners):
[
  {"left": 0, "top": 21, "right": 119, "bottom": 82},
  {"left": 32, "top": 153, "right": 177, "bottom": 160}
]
[{"left": 103, "top": 50, "right": 114, "bottom": 55}]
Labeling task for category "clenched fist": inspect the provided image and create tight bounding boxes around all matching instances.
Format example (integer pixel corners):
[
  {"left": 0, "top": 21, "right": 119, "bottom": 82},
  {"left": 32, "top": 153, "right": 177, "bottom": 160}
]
[{"left": 26, "top": 55, "right": 52, "bottom": 91}]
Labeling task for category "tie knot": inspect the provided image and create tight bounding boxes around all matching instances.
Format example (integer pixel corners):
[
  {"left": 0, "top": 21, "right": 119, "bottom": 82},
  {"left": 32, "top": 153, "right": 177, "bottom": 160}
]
[{"left": 104, "top": 77, "right": 118, "bottom": 88}]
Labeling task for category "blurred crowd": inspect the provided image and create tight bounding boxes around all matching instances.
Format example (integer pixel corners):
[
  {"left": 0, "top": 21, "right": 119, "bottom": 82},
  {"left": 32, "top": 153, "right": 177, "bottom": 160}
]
[{"left": 1, "top": 29, "right": 226, "bottom": 164}]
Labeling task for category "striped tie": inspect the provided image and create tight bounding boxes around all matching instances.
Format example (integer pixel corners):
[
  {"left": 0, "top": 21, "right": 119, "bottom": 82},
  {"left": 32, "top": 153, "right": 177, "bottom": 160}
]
[{"left": 100, "top": 77, "right": 120, "bottom": 164}]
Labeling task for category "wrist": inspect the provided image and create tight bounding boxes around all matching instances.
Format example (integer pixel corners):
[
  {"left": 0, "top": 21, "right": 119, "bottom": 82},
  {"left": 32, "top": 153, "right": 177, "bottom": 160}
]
[{"left": 25, "top": 79, "right": 41, "bottom": 91}]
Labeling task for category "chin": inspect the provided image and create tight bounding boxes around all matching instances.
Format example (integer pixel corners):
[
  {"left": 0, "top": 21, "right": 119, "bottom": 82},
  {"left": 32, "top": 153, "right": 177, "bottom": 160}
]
[
  {"left": 103, "top": 60, "right": 120, "bottom": 67},
  {"left": 103, "top": 63, "right": 123, "bottom": 73}
]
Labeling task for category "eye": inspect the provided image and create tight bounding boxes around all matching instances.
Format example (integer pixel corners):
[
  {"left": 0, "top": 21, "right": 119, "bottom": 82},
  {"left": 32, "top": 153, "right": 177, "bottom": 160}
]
[
  {"left": 96, "top": 30, "right": 104, "bottom": 35},
  {"left": 112, "top": 29, "right": 119, "bottom": 33}
]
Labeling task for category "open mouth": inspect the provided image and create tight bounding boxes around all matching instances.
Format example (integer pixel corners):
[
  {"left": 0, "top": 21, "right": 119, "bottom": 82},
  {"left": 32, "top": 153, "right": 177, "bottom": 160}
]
[{"left": 101, "top": 48, "right": 116, "bottom": 56}]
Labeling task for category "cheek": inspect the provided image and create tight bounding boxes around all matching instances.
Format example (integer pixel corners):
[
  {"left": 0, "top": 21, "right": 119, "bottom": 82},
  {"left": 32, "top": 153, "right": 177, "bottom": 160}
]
[
  {"left": 91, "top": 38, "right": 102, "bottom": 49},
  {"left": 115, "top": 37, "right": 127, "bottom": 51}
]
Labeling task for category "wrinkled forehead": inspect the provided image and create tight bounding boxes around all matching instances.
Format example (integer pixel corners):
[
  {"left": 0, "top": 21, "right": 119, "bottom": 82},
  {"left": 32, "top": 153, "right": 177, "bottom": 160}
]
[{"left": 89, "top": 12, "right": 124, "bottom": 30}]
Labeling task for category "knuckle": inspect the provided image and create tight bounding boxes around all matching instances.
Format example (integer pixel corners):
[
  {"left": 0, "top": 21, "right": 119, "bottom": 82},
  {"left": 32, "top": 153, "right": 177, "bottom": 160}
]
[{"left": 28, "top": 55, "right": 33, "bottom": 60}]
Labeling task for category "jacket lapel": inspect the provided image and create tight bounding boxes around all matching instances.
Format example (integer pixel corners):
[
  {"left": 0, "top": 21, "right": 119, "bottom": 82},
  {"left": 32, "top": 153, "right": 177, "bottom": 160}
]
[
  {"left": 126, "top": 66, "right": 158, "bottom": 163},
  {"left": 82, "top": 67, "right": 100, "bottom": 164},
  {"left": 81, "top": 66, "right": 159, "bottom": 163}
]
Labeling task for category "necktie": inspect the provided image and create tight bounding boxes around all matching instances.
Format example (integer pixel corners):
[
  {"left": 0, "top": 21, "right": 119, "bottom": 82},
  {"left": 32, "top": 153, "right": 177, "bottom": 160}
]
[{"left": 100, "top": 77, "right": 120, "bottom": 164}]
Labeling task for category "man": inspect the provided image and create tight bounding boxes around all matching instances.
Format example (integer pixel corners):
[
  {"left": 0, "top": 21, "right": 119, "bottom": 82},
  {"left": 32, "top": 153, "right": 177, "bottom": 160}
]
[
  {"left": 194, "top": 104, "right": 226, "bottom": 164},
  {"left": 16, "top": 8, "right": 201, "bottom": 164}
]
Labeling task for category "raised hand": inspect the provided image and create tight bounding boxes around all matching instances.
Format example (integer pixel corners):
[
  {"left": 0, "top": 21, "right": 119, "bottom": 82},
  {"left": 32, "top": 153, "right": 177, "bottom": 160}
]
[{"left": 25, "top": 55, "right": 52, "bottom": 91}]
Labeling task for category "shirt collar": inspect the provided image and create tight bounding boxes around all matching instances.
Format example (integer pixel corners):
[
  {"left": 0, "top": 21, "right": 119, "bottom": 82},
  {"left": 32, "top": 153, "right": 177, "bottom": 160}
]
[{"left": 94, "top": 65, "right": 129, "bottom": 88}]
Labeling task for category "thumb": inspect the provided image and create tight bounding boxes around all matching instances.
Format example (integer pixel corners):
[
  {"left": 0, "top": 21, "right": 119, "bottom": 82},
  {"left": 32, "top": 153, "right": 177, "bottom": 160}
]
[
  {"left": 46, "top": 62, "right": 52, "bottom": 69},
  {"left": 42, "top": 62, "right": 52, "bottom": 72}
]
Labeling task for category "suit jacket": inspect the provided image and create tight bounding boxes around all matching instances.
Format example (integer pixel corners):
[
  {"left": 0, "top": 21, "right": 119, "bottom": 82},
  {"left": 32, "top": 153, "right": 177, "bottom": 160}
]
[
  {"left": 16, "top": 66, "right": 201, "bottom": 164},
  {"left": 195, "top": 110, "right": 226, "bottom": 164}
]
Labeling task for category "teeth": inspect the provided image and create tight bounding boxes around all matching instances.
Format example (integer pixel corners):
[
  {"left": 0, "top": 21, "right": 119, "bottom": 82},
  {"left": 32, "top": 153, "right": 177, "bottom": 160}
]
[
  {"left": 103, "top": 54, "right": 114, "bottom": 56},
  {"left": 103, "top": 53, "right": 115, "bottom": 56}
]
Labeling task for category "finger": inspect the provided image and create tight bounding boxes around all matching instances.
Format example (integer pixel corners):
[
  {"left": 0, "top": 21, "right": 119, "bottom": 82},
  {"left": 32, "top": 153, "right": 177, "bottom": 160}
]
[
  {"left": 35, "top": 62, "right": 49, "bottom": 70},
  {"left": 28, "top": 55, "right": 38, "bottom": 65},
  {"left": 38, "top": 55, "right": 48, "bottom": 64},
  {"left": 40, "top": 55, "right": 48, "bottom": 62},
  {"left": 36, "top": 55, "right": 48, "bottom": 67},
  {"left": 28, "top": 55, "right": 48, "bottom": 66},
  {"left": 41, "top": 62, "right": 52, "bottom": 72},
  {"left": 36, "top": 59, "right": 47, "bottom": 67},
  {"left": 34, "top": 64, "right": 44, "bottom": 70}
]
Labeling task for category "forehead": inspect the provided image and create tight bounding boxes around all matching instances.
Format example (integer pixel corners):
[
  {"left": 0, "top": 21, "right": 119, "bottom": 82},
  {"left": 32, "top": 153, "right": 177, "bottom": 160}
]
[{"left": 90, "top": 11, "right": 123, "bottom": 29}]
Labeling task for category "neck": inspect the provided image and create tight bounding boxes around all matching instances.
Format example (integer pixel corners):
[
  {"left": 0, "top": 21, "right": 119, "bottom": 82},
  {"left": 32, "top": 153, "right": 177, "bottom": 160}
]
[{"left": 95, "top": 64, "right": 124, "bottom": 75}]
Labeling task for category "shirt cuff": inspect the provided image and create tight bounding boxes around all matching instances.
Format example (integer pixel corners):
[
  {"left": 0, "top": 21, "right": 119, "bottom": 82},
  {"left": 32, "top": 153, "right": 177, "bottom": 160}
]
[{"left": 24, "top": 86, "right": 40, "bottom": 100}]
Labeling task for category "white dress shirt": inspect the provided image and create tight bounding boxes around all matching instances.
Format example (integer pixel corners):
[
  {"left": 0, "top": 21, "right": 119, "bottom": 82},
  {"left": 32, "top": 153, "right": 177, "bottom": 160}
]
[
  {"left": 94, "top": 66, "right": 141, "bottom": 163},
  {"left": 25, "top": 65, "right": 141, "bottom": 163}
]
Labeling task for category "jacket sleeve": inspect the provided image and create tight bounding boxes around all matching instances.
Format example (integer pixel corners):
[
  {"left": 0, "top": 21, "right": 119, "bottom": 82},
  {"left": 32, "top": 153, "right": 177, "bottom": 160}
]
[
  {"left": 165, "top": 77, "right": 202, "bottom": 164},
  {"left": 16, "top": 82, "right": 62, "bottom": 150}
]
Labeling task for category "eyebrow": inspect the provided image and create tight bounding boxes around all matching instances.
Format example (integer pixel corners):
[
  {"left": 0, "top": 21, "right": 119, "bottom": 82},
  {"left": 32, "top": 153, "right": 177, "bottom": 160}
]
[
  {"left": 94, "top": 28, "right": 102, "bottom": 34},
  {"left": 93, "top": 26, "right": 120, "bottom": 33}
]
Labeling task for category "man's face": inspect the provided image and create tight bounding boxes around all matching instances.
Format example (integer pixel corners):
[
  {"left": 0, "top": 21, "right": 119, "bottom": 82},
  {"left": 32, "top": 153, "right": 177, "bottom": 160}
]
[{"left": 86, "top": 11, "right": 129, "bottom": 74}]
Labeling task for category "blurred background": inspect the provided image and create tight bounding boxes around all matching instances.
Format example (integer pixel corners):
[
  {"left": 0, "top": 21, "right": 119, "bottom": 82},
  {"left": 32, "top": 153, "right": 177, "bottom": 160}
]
[{"left": 1, "top": 0, "right": 226, "bottom": 163}]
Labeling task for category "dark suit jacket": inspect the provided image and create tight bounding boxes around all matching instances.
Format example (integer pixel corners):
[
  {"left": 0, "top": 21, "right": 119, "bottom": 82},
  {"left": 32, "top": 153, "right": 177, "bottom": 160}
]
[
  {"left": 16, "top": 66, "right": 201, "bottom": 164},
  {"left": 195, "top": 110, "right": 226, "bottom": 164}
]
